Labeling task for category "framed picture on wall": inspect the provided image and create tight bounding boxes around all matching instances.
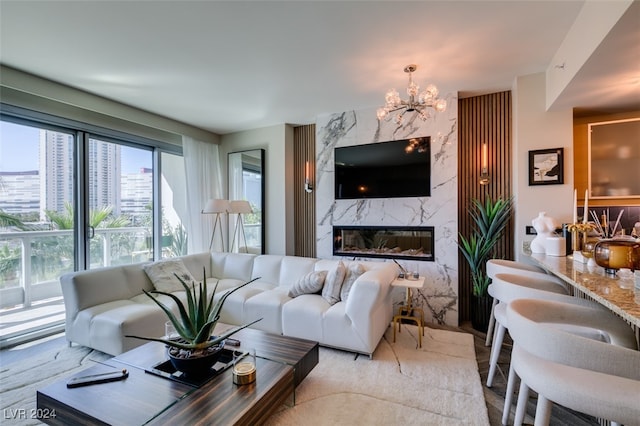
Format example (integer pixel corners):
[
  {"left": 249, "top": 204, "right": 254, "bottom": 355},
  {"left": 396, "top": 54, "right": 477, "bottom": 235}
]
[{"left": 528, "top": 148, "right": 564, "bottom": 185}]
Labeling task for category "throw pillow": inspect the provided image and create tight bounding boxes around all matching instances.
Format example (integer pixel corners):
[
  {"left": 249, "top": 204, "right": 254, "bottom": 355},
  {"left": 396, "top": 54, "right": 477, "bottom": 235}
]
[
  {"left": 322, "top": 261, "right": 346, "bottom": 305},
  {"left": 340, "top": 262, "right": 365, "bottom": 301},
  {"left": 143, "top": 259, "right": 196, "bottom": 293},
  {"left": 288, "top": 270, "right": 327, "bottom": 298}
]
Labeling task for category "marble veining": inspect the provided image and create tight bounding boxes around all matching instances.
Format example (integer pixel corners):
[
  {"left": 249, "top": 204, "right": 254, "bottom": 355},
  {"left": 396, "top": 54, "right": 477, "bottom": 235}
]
[{"left": 315, "top": 100, "right": 460, "bottom": 326}]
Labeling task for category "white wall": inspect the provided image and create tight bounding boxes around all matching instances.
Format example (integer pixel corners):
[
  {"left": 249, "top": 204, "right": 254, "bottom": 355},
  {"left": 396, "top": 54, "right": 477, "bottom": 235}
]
[
  {"left": 220, "top": 124, "right": 295, "bottom": 255},
  {"left": 512, "top": 72, "right": 574, "bottom": 260}
]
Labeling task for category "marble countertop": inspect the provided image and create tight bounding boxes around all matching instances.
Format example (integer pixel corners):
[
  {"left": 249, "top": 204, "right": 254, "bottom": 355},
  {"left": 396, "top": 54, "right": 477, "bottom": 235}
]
[{"left": 525, "top": 252, "right": 640, "bottom": 329}]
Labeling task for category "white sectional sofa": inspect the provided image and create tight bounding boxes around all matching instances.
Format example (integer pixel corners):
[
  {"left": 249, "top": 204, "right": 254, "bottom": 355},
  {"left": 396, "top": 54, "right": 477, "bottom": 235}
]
[{"left": 61, "top": 252, "right": 398, "bottom": 357}]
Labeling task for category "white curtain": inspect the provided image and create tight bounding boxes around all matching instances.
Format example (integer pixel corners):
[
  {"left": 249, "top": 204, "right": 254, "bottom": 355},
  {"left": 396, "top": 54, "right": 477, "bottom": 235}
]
[
  {"left": 182, "top": 136, "right": 223, "bottom": 254},
  {"left": 228, "top": 153, "right": 243, "bottom": 200}
]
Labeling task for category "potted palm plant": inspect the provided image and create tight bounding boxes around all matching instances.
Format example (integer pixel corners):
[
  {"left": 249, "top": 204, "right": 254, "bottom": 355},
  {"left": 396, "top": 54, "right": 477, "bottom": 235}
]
[
  {"left": 127, "top": 269, "right": 261, "bottom": 376},
  {"left": 458, "top": 195, "right": 512, "bottom": 331}
]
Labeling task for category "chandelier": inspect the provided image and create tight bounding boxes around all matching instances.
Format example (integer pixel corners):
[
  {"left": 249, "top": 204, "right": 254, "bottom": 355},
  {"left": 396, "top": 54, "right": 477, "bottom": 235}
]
[
  {"left": 376, "top": 64, "right": 447, "bottom": 124},
  {"left": 404, "top": 137, "right": 430, "bottom": 154}
]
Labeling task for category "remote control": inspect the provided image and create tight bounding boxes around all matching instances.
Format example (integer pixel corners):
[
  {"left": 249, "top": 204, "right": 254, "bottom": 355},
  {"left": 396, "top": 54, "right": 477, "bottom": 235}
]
[{"left": 67, "top": 369, "right": 128, "bottom": 388}]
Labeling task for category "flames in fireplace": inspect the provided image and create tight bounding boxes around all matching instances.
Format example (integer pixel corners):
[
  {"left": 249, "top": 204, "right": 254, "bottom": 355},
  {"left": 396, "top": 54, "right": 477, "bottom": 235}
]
[{"left": 333, "top": 226, "right": 434, "bottom": 261}]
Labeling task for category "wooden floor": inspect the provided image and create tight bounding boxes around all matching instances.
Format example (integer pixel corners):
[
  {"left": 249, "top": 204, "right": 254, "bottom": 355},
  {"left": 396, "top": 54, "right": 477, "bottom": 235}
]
[{"left": 458, "top": 322, "right": 600, "bottom": 426}]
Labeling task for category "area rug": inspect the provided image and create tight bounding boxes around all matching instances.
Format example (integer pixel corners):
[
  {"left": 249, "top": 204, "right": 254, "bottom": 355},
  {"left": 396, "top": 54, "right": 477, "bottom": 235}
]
[
  {"left": 0, "top": 344, "right": 111, "bottom": 426},
  {"left": 0, "top": 325, "right": 489, "bottom": 425},
  {"left": 266, "top": 325, "right": 489, "bottom": 425}
]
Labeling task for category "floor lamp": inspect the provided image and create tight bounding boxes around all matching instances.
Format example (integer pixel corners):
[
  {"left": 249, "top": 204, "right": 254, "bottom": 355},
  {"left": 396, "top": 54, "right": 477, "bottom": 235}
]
[
  {"left": 202, "top": 199, "right": 229, "bottom": 251},
  {"left": 229, "top": 200, "right": 252, "bottom": 253}
]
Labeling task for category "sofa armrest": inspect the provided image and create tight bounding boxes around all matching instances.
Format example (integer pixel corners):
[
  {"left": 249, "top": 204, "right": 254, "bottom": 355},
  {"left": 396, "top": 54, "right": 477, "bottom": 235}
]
[
  {"left": 60, "top": 263, "right": 153, "bottom": 320},
  {"left": 344, "top": 263, "right": 396, "bottom": 330}
]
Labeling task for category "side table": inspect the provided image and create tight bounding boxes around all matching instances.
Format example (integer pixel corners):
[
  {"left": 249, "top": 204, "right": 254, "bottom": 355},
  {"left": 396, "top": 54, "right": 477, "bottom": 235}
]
[{"left": 392, "top": 276, "right": 426, "bottom": 347}]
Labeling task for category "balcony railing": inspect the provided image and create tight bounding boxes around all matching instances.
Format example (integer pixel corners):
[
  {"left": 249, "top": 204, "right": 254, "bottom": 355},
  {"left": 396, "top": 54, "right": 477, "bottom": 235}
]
[
  {"left": 0, "top": 227, "right": 150, "bottom": 310},
  {"left": 0, "top": 227, "right": 153, "bottom": 347}
]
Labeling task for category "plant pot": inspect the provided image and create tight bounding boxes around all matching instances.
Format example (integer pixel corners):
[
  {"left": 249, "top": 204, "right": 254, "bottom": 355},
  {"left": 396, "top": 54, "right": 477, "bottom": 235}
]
[
  {"left": 168, "top": 340, "right": 226, "bottom": 376},
  {"left": 471, "top": 294, "right": 493, "bottom": 333}
]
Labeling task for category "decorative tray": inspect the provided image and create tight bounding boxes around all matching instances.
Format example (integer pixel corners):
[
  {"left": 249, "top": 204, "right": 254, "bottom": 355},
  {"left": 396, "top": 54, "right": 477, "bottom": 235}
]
[{"left": 145, "top": 348, "right": 246, "bottom": 388}]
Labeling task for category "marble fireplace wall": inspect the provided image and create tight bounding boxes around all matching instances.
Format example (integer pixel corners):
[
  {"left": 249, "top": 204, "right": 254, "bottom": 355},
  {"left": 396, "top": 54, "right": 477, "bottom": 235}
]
[{"left": 315, "top": 98, "right": 459, "bottom": 326}]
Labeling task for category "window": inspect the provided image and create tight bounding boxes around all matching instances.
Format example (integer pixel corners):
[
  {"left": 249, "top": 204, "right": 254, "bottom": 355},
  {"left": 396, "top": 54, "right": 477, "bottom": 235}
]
[{"left": 0, "top": 109, "right": 186, "bottom": 346}]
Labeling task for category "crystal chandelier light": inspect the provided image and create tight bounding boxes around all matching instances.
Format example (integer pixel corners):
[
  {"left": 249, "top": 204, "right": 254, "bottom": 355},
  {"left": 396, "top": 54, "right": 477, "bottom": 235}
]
[
  {"left": 377, "top": 64, "right": 447, "bottom": 124},
  {"left": 404, "top": 137, "right": 430, "bottom": 154}
]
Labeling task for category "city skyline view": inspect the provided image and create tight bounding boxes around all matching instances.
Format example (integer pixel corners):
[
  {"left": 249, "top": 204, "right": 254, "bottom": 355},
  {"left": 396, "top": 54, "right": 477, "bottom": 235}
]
[
  {"left": 1, "top": 123, "right": 154, "bottom": 220},
  {"left": 0, "top": 121, "right": 151, "bottom": 174}
]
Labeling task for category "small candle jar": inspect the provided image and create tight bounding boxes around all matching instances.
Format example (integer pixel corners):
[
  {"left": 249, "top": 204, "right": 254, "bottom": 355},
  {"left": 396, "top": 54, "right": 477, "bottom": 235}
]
[{"left": 232, "top": 348, "right": 256, "bottom": 385}]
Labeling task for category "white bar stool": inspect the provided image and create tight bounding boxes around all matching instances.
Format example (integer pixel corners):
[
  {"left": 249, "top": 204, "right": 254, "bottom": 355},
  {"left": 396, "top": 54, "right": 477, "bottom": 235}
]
[
  {"left": 507, "top": 298, "right": 640, "bottom": 426},
  {"left": 485, "top": 259, "right": 560, "bottom": 346},
  {"left": 488, "top": 273, "right": 637, "bottom": 425}
]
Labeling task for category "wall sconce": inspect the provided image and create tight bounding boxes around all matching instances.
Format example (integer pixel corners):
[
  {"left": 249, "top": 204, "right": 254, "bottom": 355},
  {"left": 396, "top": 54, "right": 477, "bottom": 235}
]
[
  {"left": 479, "top": 142, "right": 490, "bottom": 185},
  {"left": 304, "top": 161, "right": 313, "bottom": 193}
]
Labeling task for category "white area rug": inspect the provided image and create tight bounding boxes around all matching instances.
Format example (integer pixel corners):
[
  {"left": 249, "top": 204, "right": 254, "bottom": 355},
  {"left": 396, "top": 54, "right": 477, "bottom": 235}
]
[
  {"left": 0, "top": 325, "right": 488, "bottom": 425},
  {"left": 0, "top": 344, "right": 111, "bottom": 425},
  {"left": 267, "top": 325, "right": 489, "bottom": 425}
]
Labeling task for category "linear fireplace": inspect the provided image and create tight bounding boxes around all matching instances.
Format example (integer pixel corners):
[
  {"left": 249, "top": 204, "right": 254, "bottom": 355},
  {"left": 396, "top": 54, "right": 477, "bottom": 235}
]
[{"left": 333, "top": 226, "right": 434, "bottom": 261}]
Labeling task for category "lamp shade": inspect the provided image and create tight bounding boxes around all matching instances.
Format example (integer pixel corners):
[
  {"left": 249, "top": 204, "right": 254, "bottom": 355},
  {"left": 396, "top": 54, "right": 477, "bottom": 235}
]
[
  {"left": 229, "top": 200, "right": 252, "bottom": 214},
  {"left": 202, "top": 199, "right": 229, "bottom": 214}
]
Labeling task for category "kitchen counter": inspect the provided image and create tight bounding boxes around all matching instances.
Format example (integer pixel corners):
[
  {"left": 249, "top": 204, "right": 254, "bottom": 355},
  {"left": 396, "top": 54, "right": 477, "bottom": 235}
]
[{"left": 525, "top": 252, "right": 640, "bottom": 329}]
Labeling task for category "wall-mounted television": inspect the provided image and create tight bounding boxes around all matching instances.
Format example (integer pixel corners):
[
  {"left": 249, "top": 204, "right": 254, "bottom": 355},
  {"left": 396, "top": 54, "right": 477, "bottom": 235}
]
[{"left": 334, "top": 138, "right": 431, "bottom": 200}]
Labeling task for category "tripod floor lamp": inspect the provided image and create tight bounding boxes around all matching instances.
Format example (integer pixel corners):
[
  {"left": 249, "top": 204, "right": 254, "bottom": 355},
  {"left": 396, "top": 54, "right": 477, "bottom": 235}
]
[
  {"left": 229, "top": 200, "right": 252, "bottom": 253},
  {"left": 202, "top": 199, "right": 229, "bottom": 251}
]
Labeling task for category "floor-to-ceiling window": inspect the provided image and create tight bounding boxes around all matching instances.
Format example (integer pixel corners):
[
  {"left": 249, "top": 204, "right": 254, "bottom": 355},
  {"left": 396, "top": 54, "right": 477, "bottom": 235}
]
[
  {"left": 160, "top": 152, "right": 187, "bottom": 259},
  {"left": 0, "top": 111, "right": 186, "bottom": 347},
  {"left": 0, "top": 121, "right": 75, "bottom": 318},
  {"left": 87, "top": 137, "right": 153, "bottom": 267}
]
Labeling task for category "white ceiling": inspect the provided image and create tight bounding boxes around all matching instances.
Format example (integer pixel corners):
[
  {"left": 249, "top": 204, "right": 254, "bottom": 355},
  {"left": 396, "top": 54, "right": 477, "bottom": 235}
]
[{"left": 1, "top": 1, "right": 639, "bottom": 135}]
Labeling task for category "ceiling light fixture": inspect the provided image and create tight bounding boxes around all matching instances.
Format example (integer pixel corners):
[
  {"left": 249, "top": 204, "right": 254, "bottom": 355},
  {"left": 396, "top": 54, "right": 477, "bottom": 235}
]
[
  {"left": 404, "top": 137, "right": 430, "bottom": 154},
  {"left": 377, "top": 64, "right": 447, "bottom": 125}
]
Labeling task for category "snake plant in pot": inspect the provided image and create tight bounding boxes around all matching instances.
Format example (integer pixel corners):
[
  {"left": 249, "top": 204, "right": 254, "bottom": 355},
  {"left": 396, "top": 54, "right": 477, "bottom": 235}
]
[
  {"left": 458, "top": 195, "right": 512, "bottom": 331},
  {"left": 127, "top": 269, "right": 262, "bottom": 375}
]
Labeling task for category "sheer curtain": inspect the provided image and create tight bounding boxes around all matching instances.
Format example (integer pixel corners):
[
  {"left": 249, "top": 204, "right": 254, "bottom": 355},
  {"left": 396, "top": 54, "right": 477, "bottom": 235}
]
[
  {"left": 182, "top": 136, "right": 223, "bottom": 254},
  {"left": 228, "top": 153, "right": 243, "bottom": 200},
  {"left": 227, "top": 153, "right": 244, "bottom": 252}
]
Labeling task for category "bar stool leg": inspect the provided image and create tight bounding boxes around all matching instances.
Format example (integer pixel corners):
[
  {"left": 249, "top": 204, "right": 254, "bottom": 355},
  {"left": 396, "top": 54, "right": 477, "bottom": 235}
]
[
  {"left": 487, "top": 322, "right": 506, "bottom": 387},
  {"left": 514, "top": 380, "right": 529, "bottom": 426},
  {"left": 486, "top": 298, "right": 498, "bottom": 346},
  {"left": 502, "top": 363, "right": 518, "bottom": 425},
  {"left": 534, "top": 395, "right": 552, "bottom": 426}
]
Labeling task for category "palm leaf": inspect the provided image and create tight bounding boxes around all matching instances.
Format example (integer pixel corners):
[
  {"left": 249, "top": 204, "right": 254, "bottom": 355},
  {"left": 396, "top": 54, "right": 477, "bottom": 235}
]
[{"left": 458, "top": 195, "right": 513, "bottom": 296}]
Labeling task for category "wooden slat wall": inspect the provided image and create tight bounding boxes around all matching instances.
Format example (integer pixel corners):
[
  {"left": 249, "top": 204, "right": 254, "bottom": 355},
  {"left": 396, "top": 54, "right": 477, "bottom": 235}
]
[
  {"left": 458, "top": 92, "right": 514, "bottom": 322},
  {"left": 293, "top": 125, "right": 316, "bottom": 257}
]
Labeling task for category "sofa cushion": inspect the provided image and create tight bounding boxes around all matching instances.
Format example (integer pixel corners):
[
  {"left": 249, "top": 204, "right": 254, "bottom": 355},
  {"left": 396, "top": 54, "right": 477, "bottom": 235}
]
[
  {"left": 251, "top": 255, "right": 284, "bottom": 284},
  {"left": 243, "top": 287, "right": 290, "bottom": 334},
  {"left": 143, "top": 259, "right": 196, "bottom": 293},
  {"left": 322, "top": 261, "right": 346, "bottom": 305},
  {"left": 210, "top": 252, "right": 255, "bottom": 281},
  {"left": 288, "top": 270, "right": 327, "bottom": 297},
  {"left": 179, "top": 252, "right": 214, "bottom": 280},
  {"left": 279, "top": 256, "right": 318, "bottom": 287},
  {"left": 340, "top": 262, "right": 365, "bottom": 301}
]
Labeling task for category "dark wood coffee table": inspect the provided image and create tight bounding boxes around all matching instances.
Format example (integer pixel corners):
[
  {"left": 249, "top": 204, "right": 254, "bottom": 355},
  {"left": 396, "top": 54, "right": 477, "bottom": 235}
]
[{"left": 37, "top": 328, "right": 318, "bottom": 425}]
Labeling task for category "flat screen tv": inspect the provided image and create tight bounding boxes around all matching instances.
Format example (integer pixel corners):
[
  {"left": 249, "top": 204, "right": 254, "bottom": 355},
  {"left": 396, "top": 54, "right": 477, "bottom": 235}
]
[{"left": 334, "top": 138, "right": 431, "bottom": 199}]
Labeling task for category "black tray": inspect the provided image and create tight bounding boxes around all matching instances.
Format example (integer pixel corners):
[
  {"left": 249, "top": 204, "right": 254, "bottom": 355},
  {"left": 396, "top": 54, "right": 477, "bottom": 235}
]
[{"left": 145, "top": 348, "right": 246, "bottom": 388}]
